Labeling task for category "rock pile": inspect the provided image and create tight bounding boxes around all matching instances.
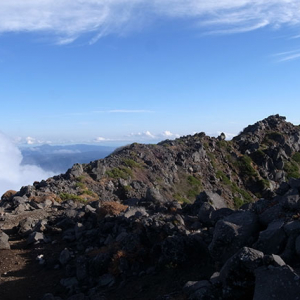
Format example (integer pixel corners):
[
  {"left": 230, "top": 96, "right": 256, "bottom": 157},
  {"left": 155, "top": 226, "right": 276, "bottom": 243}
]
[{"left": 1, "top": 176, "right": 300, "bottom": 299}]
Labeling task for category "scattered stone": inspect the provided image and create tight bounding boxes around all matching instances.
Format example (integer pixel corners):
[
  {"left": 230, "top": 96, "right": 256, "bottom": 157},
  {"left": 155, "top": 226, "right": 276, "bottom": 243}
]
[
  {"left": 0, "top": 230, "right": 10, "bottom": 249},
  {"left": 27, "top": 231, "right": 45, "bottom": 245},
  {"left": 98, "top": 274, "right": 115, "bottom": 287},
  {"left": 59, "top": 248, "right": 71, "bottom": 265}
]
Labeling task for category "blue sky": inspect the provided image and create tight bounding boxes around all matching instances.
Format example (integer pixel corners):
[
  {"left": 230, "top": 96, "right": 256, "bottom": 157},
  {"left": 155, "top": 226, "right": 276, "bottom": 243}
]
[{"left": 1, "top": 0, "right": 300, "bottom": 146}]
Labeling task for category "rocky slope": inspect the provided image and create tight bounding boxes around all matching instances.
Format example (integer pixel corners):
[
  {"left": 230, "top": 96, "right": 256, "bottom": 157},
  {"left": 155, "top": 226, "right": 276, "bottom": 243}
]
[{"left": 1, "top": 114, "right": 300, "bottom": 300}]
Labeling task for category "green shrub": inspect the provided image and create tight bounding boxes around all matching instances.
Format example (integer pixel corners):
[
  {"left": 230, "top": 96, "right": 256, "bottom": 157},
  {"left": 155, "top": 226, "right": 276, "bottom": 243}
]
[
  {"left": 237, "top": 155, "right": 257, "bottom": 177},
  {"left": 187, "top": 189, "right": 199, "bottom": 199},
  {"left": 76, "top": 175, "right": 85, "bottom": 182},
  {"left": 186, "top": 176, "right": 203, "bottom": 200},
  {"left": 231, "top": 183, "right": 253, "bottom": 203},
  {"left": 216, "top": 170, "right": 231, "bottom": 185},
  {"left": 216, "top": 140, "right": 227, "bottom": 148},
  {"left": 292, "top": 152, "right": 300, "bottom": 164},
  {"left": 173, "top": 193, "right": 190, "bottom": 204},
  {"left": 106, "top": 167, "right": 133, "bottom": 180},
  {"left": 207, "top": 152, "right": 216, "bottom": 168},
  {"left": 59, "top": 193, "right": 84, "bottom": 202},
  {"left": 187, "top": 175, "right": 201, "bottom": 186},
  {"left": 80, "top": 189, "right": 96, "bottom": 197},
  {"left": 284, "top": 161, "right": 300, "bottom": 179},
  {"left": 233, "top": 197, "right": 244, "bottom": 209},
  {"left": 123, "top": 185, "right": 132, "bottom": 192},
  {"left": 75, "top": 182, "right": 85, "bottom": 189},
  {"left": 123, "top": 158, "right": 142, "bottom": 168}
]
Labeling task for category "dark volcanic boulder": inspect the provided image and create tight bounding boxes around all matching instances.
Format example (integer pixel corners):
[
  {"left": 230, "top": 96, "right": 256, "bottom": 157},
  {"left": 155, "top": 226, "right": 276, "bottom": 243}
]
[
  {"left": 253, "top": 220, "right": 287, "bottom": 254},
  {"left": 253, "top": 265, "right": 300, "bottom": 300},
  {"left": 219, "top": 247, "right": 264, "bottom": 294},
  {"left": 209, "top": 211, "right": 259, "bottom": 263}
]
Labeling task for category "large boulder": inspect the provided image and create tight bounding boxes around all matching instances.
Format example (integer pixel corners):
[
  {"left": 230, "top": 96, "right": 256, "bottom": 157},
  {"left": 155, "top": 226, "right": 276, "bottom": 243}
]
[
  {"left": 253, "top": 220, "right": 287, "bottom": 254},
  {"left": 209, "top": 211, "right": 259, "bottom": 263},
  {"left": 197, "top": 191, "right": 227, "bottom": 209},
  {"left": 253, "top": 266, "right": 300, "bottom": 300},
  {"left": 218, "top": 247, "right": 264, "bottom": 299}
]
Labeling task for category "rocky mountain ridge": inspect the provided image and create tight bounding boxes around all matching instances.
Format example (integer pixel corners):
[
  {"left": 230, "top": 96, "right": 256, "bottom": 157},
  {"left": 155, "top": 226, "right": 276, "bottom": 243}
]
[
  {"left": 12, "top": 114, "right": 300, "bottom": 209},
  {"left": 1, "top": 114, "right": 300, "bottom": 300}
]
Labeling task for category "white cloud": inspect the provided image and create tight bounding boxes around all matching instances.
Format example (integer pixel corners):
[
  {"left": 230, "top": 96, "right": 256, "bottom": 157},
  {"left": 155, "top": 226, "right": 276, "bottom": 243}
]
[
  {"left": 0, "top": 1, "right": 300, "bottom": 44},
  {"left": 127, "top": 130, "right": 181, "bottom": 141},
  {"left": 0, "top": 131, "right": 54, "bottom": 196},
  {"left": 129, "top": 130, "right": 156, "bottom": 139},
  {"left": 94, "top": 136, "right": 112, "bottom": 142},
  {"left": 273, "top": 48, "right": 300, "bottom": 62},
  {"left": 26, "top": 136, "right": 36, "bottom": 145},
  {"left": 162, "top": 130, "right": 180, "bottom": 138},
  {"left": 17, "top": 136, "right": 51, "bottom": 145}
]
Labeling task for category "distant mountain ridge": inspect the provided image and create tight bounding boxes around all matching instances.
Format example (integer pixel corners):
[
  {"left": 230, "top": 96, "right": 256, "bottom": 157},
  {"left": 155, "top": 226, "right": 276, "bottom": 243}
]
[{"left": 20, "top": 144, "right": 115, "bottom": 173}]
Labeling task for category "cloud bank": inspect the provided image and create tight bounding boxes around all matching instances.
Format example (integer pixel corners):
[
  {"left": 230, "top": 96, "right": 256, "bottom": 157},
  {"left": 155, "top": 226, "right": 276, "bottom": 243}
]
[
  {"left": 0, "top": 1, "right": 299, "bottom": 44},
  {"left": 0, "top": 132, "right": 54, "bottom": 196}
]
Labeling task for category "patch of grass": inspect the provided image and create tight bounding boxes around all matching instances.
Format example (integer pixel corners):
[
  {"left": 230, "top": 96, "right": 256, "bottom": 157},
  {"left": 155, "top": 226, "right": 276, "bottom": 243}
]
[
  {"left": 231, "top": 183, "right": 253, "bottom": 203},
  {"left": 76, "top": 175, "right": 85, "bottom": 182},
  {"left": 207, "top": 152, "right": 216, "bottom": 169},
  {"left": 284, "top": 161, "right": 300, "bottom": 179},
  {"left": 173, "top": 193, "right": 190, "bottom": 204},
  {"left": 187, "top": 175, "right": 201, "bottom": 186},
  {"left": 216, "top": 170, "right": 231, "bottom": 185},
  {"left": 203, "top": 142, "right": 209, "bottom": 150},
  {"left": 187, "top": 189, "right": 199, "bottom": 199},
  {"left": 106, "top": 167, "right": 133, "bottom": 180},
  {"left": 75, "top": 182, "right": 85, "bottom": 189},
  {"left": 59, "top": 193, "right": 85, "bottom": 202},
  {"left": 292, "top": 152, "right": 300, "bottom": 164},
  {"left": 123, "top": 185, "right": 132, "bottom": 193},
  {"left": 257, "top": 178, "right": 270, "bottom": 189},
  {"left": 80, "top": 189, "right": 97, "bottom": 197},
  {"left": 233, "top": 197, "right": 244, "bottom": 209},
  {"left": 187, "top": 176, "right": 203, "bottom": 200},
  {"left": 237, "top": 155, "right": 257, "bottom": 177},
  {"left": 216, "top": 140, "right": 227, "bottom": 148},
  {"left": 123, "top": 158, "right": 142, "bottom": 168},
  {"left": 97, "top": 201, "right": 128, "bottom": 218}
]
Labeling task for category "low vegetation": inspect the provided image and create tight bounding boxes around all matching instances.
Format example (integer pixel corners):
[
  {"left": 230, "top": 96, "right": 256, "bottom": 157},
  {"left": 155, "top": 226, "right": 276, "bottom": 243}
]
[
  {"left": 106, "top": 167, "right": 133, "bottom": 180},
  {"left": 59, "top": 193, "right": 86, "bottom": 203},
  {"left": 284, "top": 160, "right": 300, "bottom": 179}
]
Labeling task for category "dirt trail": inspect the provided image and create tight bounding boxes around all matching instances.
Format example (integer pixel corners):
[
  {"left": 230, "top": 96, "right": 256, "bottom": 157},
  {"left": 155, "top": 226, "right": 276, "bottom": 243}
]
[{"left": 0, "top": 209, "right": 65, "bottom": 300}]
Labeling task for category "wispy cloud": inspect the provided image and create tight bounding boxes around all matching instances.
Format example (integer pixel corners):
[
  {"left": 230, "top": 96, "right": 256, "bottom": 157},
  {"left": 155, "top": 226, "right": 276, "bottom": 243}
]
[
  {"left": 1, "top": 1, "right": 300, "bottom": 44},
  {"left": 14, "top": 136, "right": 52, "bottom": 145},
  {"left": 108, "top": 109, "right": 154, "bottom": 113},
  {"left": 273, "top": 48, "right": 300, "bottom": 62}
]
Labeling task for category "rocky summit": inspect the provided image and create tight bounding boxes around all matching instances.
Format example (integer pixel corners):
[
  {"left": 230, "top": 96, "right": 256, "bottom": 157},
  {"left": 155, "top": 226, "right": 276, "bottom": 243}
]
[{"left": 1, "top": 114, "right": 300, "bottom": 299}]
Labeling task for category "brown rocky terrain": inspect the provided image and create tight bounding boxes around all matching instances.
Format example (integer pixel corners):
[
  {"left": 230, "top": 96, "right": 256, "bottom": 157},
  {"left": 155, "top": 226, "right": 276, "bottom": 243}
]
[{"left": 1, "top": 114, "right": 300, "bottom": 300}]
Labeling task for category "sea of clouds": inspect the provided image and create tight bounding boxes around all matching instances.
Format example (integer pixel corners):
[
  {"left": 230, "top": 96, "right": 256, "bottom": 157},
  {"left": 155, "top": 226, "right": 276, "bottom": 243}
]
[{"left": 0, "top": 132, "right": 54, "bottom": 197}]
